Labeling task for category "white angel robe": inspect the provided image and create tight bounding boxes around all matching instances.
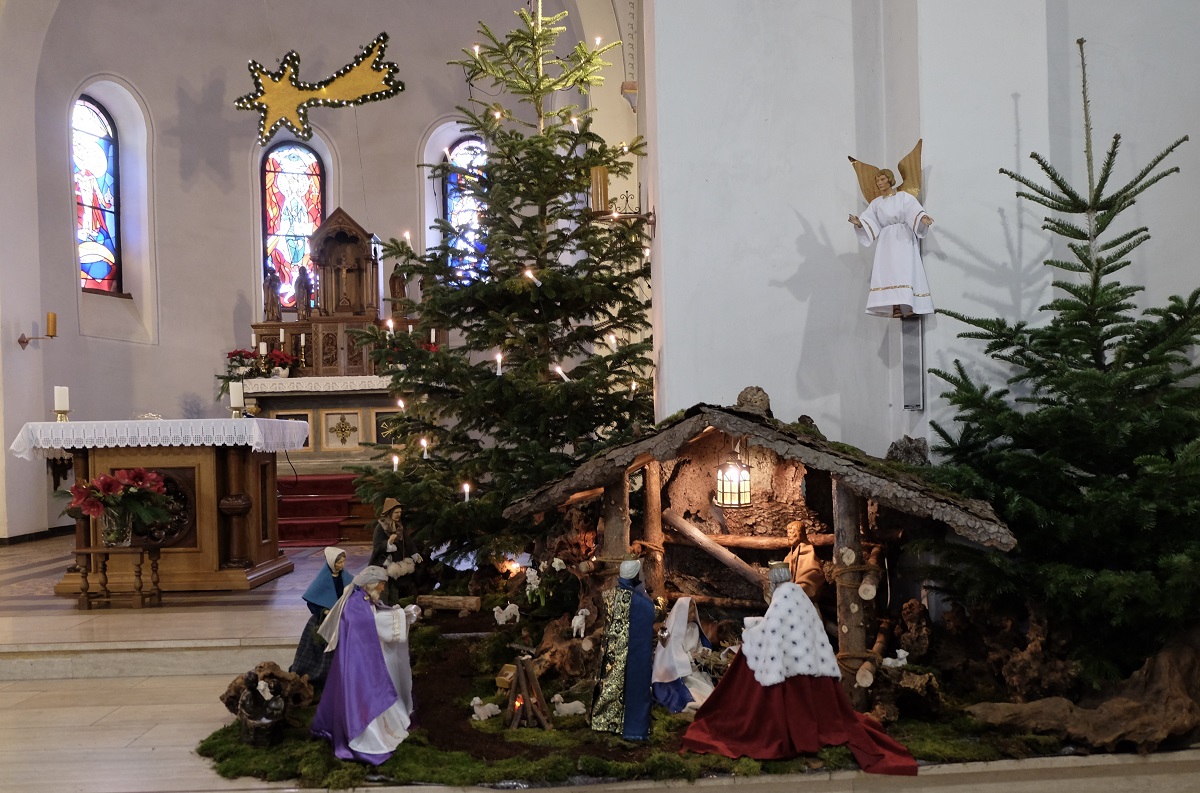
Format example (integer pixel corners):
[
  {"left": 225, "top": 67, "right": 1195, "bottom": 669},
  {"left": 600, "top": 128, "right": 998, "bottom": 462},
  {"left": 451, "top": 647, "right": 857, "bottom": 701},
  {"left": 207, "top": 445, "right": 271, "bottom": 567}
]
[
  {"left": 348, "top": 604, "right": 420, "bottom": 756},
  {"left": 853, "top": 191, "right": 934, "bottom": 317}
]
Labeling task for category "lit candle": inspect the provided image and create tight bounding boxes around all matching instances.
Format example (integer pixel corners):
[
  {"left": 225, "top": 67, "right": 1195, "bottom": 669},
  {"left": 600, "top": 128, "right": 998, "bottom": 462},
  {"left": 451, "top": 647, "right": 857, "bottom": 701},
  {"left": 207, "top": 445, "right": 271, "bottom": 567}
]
[
  {"left": 299, "top": 333, "right": 306, "bottom": 348},
  {"left": 392, "top": 454, "right": 399, "bottom": 472},
  {"left": 404, "top": 230, "right": 411, "bottom": 243},
  {"left": 570, "top": 116, "right": 578, "bottom": 131},
  {"left": 386, "top": 319, "right": 394, "bottom": 335},
  {"left": 605, "top": 334, "right": 618, "bottom": 352},
  {"left": 420, "top": 437, "right": 429, "bottom": 459},
  {"left": 258, "top": 342, "right": 267, "bottom": 356},
  {"left": 463, "top": 482, "right": 471, "bottom": 502},
  {"left": 46, "top": 312, "right": 57, "bottom": 338},
  {"left": 54, "top": 386, "right": 69, "bottom": 411},
  {"left": 473, "top": 43, "right": 481, "bottom": 56},
  {"left": 594, "top": 36, "right": 602, "bottom": 46},
  {"left": 279, "top": 328, "right": 285, "bottom": 342},
  {"left": 229, "top": 382, "right": 245, "bottom": 409},
  {"left": 397, "top": 398, "right": 405, "bottom": 410},
  {"left": 555, "top": 365, "right": 570, "bottom": 382},
  {"left": 495, "top": 352, "right": 503, "bottom": 376},
  {"left": 629, "top": 380, "right": 638, "bottom": 400},
  {"left": 524, "top": 269, "right": 542, "bottom": 287}
]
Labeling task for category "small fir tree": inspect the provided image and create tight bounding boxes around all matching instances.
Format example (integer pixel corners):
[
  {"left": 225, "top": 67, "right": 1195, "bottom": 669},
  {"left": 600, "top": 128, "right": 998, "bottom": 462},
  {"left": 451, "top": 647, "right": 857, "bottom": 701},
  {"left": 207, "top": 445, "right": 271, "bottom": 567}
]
[
  {"left": 926, "top": 39, "right": 1200, "bottom": 683},
  {"left": 352, "top": 2, "right": 653, "bottom": 561}
]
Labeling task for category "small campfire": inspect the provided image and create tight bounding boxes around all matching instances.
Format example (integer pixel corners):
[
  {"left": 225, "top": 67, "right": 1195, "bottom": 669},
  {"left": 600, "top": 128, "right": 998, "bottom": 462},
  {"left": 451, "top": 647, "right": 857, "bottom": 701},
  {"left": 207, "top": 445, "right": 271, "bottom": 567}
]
[{"left": 504, "top": 654, "right": 552, "bottom": 730}]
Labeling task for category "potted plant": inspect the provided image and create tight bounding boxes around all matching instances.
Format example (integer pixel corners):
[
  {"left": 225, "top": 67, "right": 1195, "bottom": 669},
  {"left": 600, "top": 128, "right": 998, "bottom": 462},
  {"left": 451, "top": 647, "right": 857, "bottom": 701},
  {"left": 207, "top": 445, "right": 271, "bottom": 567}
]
[
  {"left": 217, "top": 348, "right": 261, "bottom": 397},
  {"left": 267, "top": 349, "right": 298, "bottom": 378},
  {"left": 68, "top": 468, "right": 174, "bottom": 547}
]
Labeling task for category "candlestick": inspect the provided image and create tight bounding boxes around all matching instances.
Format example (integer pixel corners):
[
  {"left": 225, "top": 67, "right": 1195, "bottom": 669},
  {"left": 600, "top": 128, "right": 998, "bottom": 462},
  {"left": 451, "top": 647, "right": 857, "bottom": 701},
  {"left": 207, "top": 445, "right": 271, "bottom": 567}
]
[
  {"left": 258, "top": 341, "right": 267, "bottom": 356},
  {"left": 420, "top": 438, "right": 429, "bottom": 459},
  {"left": 463, "top": 483, "right": 471, "bottom": 502},
  {"left": 53, "top": 386, "right": 69, "bottom": 411},
  {"left": 495, "top": 352, "right": 502, "bottom": 376},
  {"left": 54, "top": 409, "right": 71, "bottom": 423},
  {"left": 392, "top": 455, "right": 399, "bottom": 472},
  {"left": 229, "top": 382, "right": 245, "bottom": 409}
]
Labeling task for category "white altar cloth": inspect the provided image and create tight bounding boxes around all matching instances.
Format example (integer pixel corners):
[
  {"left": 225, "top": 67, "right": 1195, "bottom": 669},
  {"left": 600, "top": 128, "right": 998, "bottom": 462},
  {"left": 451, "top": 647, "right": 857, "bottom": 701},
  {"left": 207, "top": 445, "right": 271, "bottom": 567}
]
[
  {"left": 243, "top": 375, "right": 391, "bottom": 395},
  {"left": 8, "top": 418, "right": 310, "bottom": 460}
]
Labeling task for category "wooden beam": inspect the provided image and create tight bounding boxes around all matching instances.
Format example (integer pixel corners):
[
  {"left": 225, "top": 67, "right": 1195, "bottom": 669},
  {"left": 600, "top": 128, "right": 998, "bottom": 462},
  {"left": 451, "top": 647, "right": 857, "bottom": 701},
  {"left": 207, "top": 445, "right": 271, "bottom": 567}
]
[
  {"left": 416, "top": 595, "right": 481, "bottom": 614},
  {"left": 833, "top": 476, "right": 867, "bottom": 707},
  {"left": 666, "top": 593, "right": 767, "bottom": 610},
  {"left": 662, "top": 509, "right": 766, "bottom": 591},
  {"left": 858, "top": 545, "right": 884, "bottom": 601},
  {"left": 600, "top": 477, "right": 630, "bottom": 561},
  {"left": 624, "top": 452, "right": 657, "bottom": 476},
  {"left": 557, "top": 486, "right": 604, "bottom": 510},
  {"left": 641, "top": 461, "right": 665, "bottom": 599},
  {"left": 662, "top": 533, "right": 791, "bottom": 550},
  {"left": 855, "top": 621, "right": 891, "bottom": 689}
]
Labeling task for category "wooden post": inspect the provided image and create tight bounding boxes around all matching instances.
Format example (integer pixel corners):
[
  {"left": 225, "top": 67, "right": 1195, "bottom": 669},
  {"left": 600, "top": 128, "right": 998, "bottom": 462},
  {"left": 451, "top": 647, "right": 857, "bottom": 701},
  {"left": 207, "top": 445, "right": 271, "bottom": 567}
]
[
  {"left": 70, "top": 449, "right": 90, "bottom": 575},
  {"left": 600, "top": 476, "right": 630, "bottom": 563},
  {"left": 642, "top": 462, "right": 665, "bottom": 599},
  {"left": 663, "top": 509, "right": 766, "bottom": 591},
  {"left": 858, "top": 545, "right": 884, "bottom": 601},
  {"left": 832, "top": 476, "right": 867, "bottom": 707},
  {"left": 855, "top": 621, "right": 891, "bottom": 689}
]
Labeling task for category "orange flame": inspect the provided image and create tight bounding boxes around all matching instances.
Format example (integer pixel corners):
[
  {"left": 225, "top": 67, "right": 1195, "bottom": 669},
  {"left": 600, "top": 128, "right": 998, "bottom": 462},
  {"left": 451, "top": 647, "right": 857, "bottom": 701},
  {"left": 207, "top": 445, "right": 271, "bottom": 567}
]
[{"left": 514, "top": 695, "right": 524, "bottom": 710}]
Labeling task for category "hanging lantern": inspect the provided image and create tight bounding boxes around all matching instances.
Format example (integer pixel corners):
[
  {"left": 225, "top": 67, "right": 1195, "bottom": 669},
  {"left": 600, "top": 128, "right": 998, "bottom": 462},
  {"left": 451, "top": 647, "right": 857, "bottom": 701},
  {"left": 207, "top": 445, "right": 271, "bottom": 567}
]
[{"left": 715, "top": 443, "right": 751, "bottom": 507}]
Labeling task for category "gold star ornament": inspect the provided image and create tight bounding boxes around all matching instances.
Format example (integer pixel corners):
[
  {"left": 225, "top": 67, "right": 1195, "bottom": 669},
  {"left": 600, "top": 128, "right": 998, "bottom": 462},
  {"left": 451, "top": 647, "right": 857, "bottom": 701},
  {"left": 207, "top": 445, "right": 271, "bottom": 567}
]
[{"left": 235, "top": 32, "right": 404, "bottom": 145}]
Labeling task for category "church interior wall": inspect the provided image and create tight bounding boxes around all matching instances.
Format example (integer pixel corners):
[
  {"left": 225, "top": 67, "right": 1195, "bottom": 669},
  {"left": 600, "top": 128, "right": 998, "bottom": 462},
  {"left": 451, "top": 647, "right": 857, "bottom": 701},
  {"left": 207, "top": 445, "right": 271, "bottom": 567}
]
[{"left": 3, "top": 0, "right": 1200, "bottom": 538}]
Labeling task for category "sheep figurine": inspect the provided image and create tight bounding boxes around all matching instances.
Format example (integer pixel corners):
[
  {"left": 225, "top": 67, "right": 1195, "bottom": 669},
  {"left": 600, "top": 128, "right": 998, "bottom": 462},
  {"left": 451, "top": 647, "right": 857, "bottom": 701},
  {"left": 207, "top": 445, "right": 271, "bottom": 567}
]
[
  {"left": 493, "top": 602, "right": 521, "bottom": 625},
  {"left": 470, "top": 696, "right": 501, "bottom": 721},
  {"left": 570, "top": 608, "right": 590, "bottom": 638},
  {"left": 551, "top": 693, "right": 587, "bottom": 717}
]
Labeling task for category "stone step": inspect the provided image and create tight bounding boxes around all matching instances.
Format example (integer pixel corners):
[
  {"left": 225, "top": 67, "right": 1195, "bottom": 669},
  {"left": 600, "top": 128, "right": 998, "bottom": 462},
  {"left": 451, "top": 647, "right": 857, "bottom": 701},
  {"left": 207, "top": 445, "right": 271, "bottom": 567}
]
[{"left": 0, "top": 637, "right": 297, "bottom": 681}]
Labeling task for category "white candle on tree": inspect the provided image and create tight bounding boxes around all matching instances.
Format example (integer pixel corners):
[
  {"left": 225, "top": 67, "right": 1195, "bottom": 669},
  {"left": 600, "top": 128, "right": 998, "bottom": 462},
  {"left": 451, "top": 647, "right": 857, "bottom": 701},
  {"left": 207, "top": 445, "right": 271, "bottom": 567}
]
[
  {"left": 495, "top": 353, "right": 502, "bottom": 376},
  {"left": 54, "top": 386, "right": 69, "bottom": 411},
  {"left": 420, "top": 437, "right": 429, "bottom": 459},
  {"left": 463, "top": 483, "right": 471, "bottom": 502},
  {"left": 392, "top": 454, "right": 399, "bottom": 472}
]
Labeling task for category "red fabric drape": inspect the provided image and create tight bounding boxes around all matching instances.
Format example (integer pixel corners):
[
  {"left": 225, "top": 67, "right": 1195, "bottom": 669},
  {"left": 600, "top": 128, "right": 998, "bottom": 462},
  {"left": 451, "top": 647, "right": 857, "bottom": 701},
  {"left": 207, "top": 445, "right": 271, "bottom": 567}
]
[{"left": 681, "top": 653, "right": 917, "bottom": 776}]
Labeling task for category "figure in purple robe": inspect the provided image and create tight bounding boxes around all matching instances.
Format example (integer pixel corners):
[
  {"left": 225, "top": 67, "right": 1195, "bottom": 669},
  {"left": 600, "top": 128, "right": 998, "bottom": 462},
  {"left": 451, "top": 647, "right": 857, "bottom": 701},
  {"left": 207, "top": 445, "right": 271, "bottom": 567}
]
[{"left": 311, "top": 566, "right": 422, "bottom": 764}]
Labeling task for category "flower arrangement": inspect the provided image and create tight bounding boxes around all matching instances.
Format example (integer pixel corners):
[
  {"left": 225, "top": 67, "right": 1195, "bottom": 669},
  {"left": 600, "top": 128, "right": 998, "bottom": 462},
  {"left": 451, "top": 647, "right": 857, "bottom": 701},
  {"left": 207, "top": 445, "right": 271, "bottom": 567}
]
[{"left": 68, "top": 468, "right": 174, "bottom": 545}]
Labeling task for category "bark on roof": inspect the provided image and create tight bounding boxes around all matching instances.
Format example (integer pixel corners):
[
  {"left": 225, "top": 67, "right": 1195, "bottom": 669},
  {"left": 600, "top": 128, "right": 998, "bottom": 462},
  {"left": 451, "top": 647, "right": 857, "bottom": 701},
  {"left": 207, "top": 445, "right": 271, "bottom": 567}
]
[{"left": 503, "top": 404, "right": 1015, "bottom": 551}]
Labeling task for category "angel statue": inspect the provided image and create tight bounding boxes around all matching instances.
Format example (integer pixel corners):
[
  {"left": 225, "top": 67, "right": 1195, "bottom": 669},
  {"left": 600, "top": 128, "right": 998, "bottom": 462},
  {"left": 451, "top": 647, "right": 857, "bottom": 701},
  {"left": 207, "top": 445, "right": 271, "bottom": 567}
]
[{"left": 847, "top": 140, "right": 934, "bottom": 318}]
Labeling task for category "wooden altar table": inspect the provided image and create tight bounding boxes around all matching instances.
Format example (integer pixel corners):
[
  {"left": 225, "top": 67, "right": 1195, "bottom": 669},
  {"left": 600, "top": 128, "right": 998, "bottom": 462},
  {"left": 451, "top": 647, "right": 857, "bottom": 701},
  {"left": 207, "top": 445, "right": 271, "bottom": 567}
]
[{"left": 9, "top": 418, "right": 308, "bottom": 593}]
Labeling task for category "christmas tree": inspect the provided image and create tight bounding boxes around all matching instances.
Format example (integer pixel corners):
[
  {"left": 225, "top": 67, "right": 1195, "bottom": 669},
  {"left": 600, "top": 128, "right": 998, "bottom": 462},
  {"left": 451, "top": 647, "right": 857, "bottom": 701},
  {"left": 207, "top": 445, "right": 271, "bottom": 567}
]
[
  {"left": 352, "top": 2, "right": 653, "bottom": 561},
  {"left": 926, "top": 39, "right": 1200, "bottom": 683}
]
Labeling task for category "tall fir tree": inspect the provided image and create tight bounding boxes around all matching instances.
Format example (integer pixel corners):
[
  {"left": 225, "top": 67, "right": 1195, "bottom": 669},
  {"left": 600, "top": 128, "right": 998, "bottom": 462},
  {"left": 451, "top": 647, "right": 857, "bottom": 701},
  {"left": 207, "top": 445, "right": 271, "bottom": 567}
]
[
  {"left": 352, "top": 2, "right": 653, "bottom": 561},
  {"left": 926, "top": 39, "right": 1200, "bottom": 682}
]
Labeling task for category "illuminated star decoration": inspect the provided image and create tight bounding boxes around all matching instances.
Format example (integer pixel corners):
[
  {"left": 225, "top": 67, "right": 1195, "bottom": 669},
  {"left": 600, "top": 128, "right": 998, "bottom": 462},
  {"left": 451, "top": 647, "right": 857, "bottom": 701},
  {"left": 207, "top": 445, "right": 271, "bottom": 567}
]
[{"left": 235, "top": 32, "right": 404, "bottom": 146}]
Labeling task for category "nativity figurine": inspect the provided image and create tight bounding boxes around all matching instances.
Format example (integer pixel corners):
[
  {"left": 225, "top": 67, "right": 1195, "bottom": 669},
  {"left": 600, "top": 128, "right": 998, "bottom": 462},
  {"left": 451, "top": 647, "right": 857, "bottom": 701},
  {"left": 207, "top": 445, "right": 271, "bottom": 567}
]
[
  {"left": 590, "top": 556, "right": 655, "bottom": 741},
  {"left": 290, "top": 546, "right": 353, "bottom": 683},
  {"left": 369, "top": 498, "right": 423, "bottom": 604},
  {"left": 651, "top": 596, "right": 715, "bottom": 713}
]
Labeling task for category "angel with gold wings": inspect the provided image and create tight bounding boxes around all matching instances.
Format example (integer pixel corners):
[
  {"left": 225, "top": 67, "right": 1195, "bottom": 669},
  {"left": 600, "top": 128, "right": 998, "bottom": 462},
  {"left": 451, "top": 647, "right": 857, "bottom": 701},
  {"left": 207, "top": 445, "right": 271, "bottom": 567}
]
[{"left": 847, "top": 141, "right": 934, "bottom": 318}]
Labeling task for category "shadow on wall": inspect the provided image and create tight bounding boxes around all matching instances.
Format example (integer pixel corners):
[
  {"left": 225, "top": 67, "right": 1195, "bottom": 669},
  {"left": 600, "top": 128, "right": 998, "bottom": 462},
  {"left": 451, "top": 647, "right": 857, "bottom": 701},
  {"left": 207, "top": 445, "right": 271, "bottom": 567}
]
[{"left": 166, "top": 72, "right": 239, "bottom": 189}]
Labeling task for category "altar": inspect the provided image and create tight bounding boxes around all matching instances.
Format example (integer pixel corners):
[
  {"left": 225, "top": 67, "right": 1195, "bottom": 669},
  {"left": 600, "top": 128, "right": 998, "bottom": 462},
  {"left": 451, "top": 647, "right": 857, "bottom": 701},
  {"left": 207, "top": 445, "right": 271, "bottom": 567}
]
[{"left": 9, "top": 418, "right": 308, "bottom": 593}]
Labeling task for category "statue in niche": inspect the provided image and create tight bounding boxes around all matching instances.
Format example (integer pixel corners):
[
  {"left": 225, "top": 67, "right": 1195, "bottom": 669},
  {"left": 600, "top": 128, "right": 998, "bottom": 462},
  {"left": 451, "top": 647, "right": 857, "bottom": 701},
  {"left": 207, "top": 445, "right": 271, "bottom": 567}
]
[
  {"left": 846, "top": 140, "right": 935, "bottom": 319},
  {"left": 264, "top": 270, "right": 282, "bottom": 322}
]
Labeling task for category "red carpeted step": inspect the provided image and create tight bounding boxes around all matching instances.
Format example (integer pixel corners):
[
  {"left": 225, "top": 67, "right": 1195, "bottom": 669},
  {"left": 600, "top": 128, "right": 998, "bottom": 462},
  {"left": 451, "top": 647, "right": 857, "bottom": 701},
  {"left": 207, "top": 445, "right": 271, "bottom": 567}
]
[
  {"left": 279, "top": 494, "right": 354, "bottom": 519},
  {"left": 277, "top": 473, "right": 357, "bottom": 496},
  {"left": 278, "top": 515, "right": 345, "bottom": 547}
]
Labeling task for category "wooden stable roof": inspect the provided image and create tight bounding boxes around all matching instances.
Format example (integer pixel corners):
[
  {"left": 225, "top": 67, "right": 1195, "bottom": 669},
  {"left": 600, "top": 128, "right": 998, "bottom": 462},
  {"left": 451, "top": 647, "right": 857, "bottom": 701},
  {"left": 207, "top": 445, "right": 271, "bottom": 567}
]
[{"left": 503, "top": 403, "right": 1016, "bottom": 551}]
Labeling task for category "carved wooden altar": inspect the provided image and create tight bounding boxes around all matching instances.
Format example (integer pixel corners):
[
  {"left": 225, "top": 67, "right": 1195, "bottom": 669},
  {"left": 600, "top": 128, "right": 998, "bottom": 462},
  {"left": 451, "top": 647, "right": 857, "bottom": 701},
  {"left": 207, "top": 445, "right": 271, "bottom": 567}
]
[{"left": 252, "top": 207, "right": 384, "bottom": 378}]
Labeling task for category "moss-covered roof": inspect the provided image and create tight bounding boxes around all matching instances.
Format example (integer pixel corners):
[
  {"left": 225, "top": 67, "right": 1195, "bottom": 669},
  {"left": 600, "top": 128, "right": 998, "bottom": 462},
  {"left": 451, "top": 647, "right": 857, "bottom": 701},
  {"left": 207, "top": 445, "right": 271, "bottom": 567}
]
[{"left": 503, "top": 403, "right": 1015, "bottom": 551}]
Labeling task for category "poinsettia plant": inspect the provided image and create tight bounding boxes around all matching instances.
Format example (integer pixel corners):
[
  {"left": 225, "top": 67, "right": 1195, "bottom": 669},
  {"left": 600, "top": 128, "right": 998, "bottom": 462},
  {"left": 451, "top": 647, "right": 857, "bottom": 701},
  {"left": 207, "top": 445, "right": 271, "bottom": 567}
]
[
  {"left": 267, "top": 349, "right": 298, "bottom": 370},
  {"left": 68, "top": 468, "right": 174, "bottom": 535}
]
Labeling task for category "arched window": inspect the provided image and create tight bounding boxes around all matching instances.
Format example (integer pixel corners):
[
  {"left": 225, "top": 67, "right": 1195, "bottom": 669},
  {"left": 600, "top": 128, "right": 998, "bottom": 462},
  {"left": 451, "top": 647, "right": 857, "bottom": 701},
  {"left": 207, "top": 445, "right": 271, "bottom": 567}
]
[
  {"left": 262, "top": 142, "right": 324, "bottom": 310},
  {"left": 443, "top": 136, "right": 487, "bottom": 276},
  {"left": 73, "top": 96, "right": 121, "bottom": 292}
]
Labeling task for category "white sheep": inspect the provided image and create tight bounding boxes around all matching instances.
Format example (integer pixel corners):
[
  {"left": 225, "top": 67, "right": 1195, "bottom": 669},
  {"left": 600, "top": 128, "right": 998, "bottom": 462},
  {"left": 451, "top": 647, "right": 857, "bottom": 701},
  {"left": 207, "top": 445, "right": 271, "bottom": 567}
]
[
  {"left": 551, "top": 693, "right": 587, "bottom": 717},
  {"left": 570, "top": 608, "right": 590, "bottom": 638},
  {"left": 470, "top": 696, "right": 501, "bottom": 721},
  {"left": 493, "top": 602, "right": 521, "bottom": 625}
]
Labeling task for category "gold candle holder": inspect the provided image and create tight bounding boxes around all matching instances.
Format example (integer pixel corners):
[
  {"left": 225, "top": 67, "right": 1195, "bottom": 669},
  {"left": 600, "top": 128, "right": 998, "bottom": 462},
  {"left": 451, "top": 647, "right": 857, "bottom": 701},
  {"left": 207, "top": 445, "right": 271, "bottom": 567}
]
[{"left": 54, "top": 409, "right": 71, "bottom": 422}]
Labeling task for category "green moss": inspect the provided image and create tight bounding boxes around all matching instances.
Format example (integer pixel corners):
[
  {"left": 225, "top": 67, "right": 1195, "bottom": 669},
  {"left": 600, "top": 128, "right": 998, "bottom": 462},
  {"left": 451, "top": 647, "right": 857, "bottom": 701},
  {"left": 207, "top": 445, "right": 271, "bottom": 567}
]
[{"left": 816, "top": 745, "right": 856, "bottom": 770}]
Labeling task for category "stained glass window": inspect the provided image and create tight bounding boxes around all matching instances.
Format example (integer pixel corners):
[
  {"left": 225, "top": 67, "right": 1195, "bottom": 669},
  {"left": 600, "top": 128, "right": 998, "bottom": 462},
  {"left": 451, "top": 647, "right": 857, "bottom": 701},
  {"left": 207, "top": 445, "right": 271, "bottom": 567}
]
[
  {"left": 263, "top": 142, "right": 324, "bottom": 310},
  {"left": 443, "top": 137, "right": 487, "bottom": 277},
  {"left": 73, "top": 97, "right": 121, "bottom": 291}
]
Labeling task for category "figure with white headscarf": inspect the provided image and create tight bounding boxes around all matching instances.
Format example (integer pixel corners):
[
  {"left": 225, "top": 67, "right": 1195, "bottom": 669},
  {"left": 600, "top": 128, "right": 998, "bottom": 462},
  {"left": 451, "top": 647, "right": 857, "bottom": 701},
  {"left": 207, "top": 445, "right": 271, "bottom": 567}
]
[
  {"left": 290, "top": 547, "right": 353, "bottom": 683},
  {"left": 311, "top": 566, "right": 422, "bottom": 764},
  {"left": 651, "top": 597, "right": 715, "bottom": 713},
  {"left": 590, "top": 557, "right": 655, "bottom": 740},
  {"left": 682, "top": 563, "right": 917, "bottom": 776}
]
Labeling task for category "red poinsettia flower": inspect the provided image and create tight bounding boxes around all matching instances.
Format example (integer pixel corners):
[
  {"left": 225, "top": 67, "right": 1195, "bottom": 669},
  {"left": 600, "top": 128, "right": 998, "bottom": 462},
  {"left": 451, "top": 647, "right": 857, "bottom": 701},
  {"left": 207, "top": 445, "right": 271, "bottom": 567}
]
[
  {"left": 78, "top": 499, "right": 105, "bottom": 518},
  {"left": 68, "top": 482, "right": 94, "bottom": 509},
  {"left": 93, "top": 474, "right": 124, "bottom": 497}
]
